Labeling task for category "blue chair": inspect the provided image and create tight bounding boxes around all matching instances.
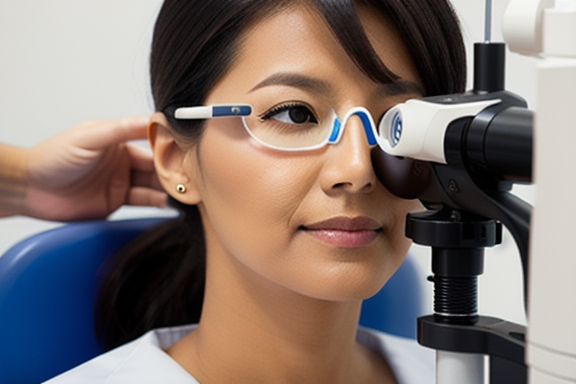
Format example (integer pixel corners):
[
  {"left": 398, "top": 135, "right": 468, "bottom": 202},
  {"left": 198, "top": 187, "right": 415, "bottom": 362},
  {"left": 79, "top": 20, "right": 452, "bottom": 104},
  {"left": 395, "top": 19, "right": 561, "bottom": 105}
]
[
  {"left": 0, "top": 218, "right": 425, "bottom": 384},
  {"left": 359, "top": 252, "right": 425, "bottom": 339}
]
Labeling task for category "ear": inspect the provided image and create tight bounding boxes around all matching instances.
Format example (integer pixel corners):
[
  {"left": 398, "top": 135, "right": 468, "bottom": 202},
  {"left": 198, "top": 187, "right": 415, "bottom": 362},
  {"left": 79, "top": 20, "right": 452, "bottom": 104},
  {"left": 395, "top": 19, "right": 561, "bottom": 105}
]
[{"left": 148, "top": 112, "right": 202, "bottom": 205}]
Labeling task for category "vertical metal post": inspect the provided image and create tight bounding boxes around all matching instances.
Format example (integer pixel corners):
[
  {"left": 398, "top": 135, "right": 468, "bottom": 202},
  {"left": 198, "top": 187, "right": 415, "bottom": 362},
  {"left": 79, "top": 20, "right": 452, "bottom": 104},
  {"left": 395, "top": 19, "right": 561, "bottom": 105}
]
[{"left": 485, "top": 0, "right": 493, "bottom": 42}]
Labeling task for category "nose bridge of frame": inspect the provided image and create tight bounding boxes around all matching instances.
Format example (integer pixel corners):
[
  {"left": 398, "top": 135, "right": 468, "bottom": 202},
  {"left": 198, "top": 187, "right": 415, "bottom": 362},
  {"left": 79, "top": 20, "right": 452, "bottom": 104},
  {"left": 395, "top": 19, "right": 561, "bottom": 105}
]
[{"left": 330, "top": 107, "right": 378, "bottom": 146}]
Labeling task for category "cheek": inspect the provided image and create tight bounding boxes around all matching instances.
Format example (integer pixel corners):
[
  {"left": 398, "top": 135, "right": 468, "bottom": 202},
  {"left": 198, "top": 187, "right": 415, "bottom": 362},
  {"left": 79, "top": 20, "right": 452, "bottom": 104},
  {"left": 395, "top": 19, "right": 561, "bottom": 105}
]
[
  {"left": 387, "top": 197, "right": 419, "bottom": 254},
  {"left": 192, "top": 122, "right": 419, "bottom": 301},
  {"left": 192, "top": 125, "right": 319, "bottom": 262}
]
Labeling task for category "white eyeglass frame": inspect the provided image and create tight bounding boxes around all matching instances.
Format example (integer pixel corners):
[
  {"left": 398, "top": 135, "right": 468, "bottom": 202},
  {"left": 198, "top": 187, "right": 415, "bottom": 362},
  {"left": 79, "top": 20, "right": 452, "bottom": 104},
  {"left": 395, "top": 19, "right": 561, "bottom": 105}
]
[{"left": 174, "top": 104, "right": 383, "bottom": 152}]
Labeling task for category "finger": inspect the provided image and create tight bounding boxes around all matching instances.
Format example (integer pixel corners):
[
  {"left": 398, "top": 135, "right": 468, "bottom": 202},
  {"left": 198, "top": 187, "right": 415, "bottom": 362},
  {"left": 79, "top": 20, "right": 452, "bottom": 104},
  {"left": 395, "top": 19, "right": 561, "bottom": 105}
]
[
  {"left": 127, "top": 144, "right": 155, "bottom": 172},
  {"left": 131, "top": 169, "right": 164, "bottom": 192},
  {"left": 111, "top": 116, "right": 151, "bottom": 142},
  {"left": 126, "top": 187, "right": 168, "bottom": 208},
  {"left": 73, "top": 116, "right": 150, "bottom": 150}
]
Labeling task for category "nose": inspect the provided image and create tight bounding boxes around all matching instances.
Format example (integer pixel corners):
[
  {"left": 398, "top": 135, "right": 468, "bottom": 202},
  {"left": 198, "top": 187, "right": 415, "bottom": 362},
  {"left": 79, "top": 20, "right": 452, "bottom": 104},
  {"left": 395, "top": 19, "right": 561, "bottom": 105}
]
[{"left": 321, "top": 113, "right": 377, "bottom": 196}]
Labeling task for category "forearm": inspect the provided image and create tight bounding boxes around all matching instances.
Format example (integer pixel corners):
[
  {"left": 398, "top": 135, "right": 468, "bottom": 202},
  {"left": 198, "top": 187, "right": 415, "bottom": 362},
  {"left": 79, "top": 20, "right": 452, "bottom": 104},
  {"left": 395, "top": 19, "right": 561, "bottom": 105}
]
[{"left": 0, "top": 143, "right": 29, "bottom": 217}]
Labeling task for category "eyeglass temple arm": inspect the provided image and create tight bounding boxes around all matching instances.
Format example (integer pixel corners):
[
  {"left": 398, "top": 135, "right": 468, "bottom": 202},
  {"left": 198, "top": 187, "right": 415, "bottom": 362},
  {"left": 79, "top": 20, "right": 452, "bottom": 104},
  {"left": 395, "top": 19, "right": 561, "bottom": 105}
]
[{"left": 174, "top": 105, "right": 252, "bottom": 119}]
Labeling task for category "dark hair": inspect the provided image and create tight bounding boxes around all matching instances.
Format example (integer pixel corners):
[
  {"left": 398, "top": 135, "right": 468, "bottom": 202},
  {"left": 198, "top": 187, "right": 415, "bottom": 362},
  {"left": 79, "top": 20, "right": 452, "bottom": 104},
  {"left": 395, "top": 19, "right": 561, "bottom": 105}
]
[{"left": 96, "top": 0, "right": 466, "bottom": 350}]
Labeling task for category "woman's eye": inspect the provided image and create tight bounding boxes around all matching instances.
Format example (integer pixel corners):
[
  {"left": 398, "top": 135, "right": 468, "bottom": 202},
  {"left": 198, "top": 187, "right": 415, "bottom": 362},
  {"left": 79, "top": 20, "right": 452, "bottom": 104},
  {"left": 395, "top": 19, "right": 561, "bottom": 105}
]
[{"left": 263, "top": 104, "right": 318, "bottom": 125}]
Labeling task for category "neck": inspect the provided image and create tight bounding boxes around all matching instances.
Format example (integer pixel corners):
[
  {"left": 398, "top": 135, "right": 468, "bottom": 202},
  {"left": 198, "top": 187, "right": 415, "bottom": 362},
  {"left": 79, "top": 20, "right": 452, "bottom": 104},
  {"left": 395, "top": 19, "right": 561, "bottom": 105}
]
[{"left": 167, "top": 240, "right": 394, "bottom": 383}]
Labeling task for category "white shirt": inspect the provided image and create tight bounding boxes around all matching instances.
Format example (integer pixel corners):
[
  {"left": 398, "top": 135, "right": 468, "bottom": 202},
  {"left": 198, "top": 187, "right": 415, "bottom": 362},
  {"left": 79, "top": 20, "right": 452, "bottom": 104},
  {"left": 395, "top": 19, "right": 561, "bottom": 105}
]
[{"left": 45, "top": 325, "right": 434, "bottom": 383}]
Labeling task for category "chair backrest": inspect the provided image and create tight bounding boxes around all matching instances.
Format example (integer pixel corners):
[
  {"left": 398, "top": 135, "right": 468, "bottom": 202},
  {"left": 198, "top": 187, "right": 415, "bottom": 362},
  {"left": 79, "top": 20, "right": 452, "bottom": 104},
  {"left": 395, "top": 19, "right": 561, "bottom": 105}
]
[
  {"left": 0, "top": 218, "right": 425, "bottom": 384},
  {"left": 360, "top": 252, "right": 425, "bottom": 339},
  {"left": 0, "top": 218, "right": 165, "bottom": 384}
]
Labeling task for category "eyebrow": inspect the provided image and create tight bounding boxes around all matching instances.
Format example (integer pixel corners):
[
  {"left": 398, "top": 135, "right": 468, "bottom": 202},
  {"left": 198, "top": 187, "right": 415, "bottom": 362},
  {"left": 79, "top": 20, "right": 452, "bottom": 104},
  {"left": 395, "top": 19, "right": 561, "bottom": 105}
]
[
  {"left": 249, "top": 71, "right": 424, "bottom": 97},
  {"left": 249, "top": 72, "right": 331, "bottom": 94}
]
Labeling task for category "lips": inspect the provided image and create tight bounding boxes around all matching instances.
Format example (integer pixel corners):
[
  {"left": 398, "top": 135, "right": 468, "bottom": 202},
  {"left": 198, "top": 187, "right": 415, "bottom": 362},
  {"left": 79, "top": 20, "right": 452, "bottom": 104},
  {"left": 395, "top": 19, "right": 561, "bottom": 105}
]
[{"left": 300, "top": 217, "right": 382, "bottom": 248}]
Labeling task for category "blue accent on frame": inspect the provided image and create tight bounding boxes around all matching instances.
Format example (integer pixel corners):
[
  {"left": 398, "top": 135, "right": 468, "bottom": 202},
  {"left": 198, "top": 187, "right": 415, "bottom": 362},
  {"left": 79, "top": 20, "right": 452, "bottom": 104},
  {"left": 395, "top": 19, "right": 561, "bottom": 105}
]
[
  {"left": 356, "top": 111, "right": 378, "bottom": 146},
  {"left": 328, "top": 118, "right": 342, "bottom": 143},
  {"left": 329, "top": 110, "right": 378, "bottom": 146},
  {"left": 212, "top": 105, "right": 252, "bottom": 117}
]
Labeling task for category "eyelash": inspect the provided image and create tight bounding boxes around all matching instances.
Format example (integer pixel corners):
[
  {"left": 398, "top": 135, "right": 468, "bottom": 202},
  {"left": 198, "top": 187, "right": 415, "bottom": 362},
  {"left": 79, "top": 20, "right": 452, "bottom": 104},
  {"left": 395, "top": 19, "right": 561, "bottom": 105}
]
[{"left": 259, "top": 102, "right": 319, "bottom": 124}]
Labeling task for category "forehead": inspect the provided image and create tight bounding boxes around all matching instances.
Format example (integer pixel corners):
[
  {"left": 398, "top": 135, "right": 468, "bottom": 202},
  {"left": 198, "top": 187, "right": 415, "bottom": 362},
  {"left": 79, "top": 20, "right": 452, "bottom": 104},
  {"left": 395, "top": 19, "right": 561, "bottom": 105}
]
[{"left": 207, "top": 4, "right": 422, "bottom": 102}]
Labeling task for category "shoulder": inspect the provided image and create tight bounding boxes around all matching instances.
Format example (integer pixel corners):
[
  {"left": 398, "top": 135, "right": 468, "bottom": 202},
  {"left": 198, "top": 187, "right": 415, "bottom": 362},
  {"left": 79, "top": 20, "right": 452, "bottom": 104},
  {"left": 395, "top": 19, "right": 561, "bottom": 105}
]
[
  {"left": 357, "top": 326, "right": 435, "bottom": 384},
  {"left": 43, "top": 325, "right": 199, "bottom": 384}
]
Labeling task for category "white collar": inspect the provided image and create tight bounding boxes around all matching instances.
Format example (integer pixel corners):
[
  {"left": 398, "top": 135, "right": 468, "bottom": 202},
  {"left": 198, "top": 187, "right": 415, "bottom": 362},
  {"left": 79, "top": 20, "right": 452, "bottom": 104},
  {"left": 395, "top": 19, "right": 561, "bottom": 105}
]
[{"left": 46, "top": 324, "right": 433, "bottom": 384}]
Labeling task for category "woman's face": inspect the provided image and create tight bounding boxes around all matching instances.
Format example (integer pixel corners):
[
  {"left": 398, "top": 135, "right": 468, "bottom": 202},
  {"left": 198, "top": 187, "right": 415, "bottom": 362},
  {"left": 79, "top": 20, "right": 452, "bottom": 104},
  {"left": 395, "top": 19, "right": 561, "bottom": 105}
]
[{"left": 179, "top": 5, "right": 423, "bottom": 301}]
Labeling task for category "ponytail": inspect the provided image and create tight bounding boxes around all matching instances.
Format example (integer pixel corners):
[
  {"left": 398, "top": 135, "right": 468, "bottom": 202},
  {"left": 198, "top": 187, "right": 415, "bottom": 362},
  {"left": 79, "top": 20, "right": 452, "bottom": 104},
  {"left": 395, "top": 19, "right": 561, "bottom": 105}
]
[{"left": 95, "top": 200, "right": 205, "bottom": 350}]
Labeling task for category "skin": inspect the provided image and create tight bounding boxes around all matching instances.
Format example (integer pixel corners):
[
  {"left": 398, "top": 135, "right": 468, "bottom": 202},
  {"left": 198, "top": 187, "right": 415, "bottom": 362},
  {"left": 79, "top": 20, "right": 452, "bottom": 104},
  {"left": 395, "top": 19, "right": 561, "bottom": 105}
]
[
  {"left": 0, "top": 117, "right": 166, "bottom": 221},
  {"left": 149, "top": 4, "right": 423, "bottom": 384}
]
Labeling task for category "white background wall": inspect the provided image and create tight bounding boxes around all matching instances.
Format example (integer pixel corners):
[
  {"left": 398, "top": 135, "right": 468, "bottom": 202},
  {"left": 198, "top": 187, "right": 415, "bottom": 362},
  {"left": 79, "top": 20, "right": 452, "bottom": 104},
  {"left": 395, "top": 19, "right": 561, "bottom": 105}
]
[{"left": 0, "top": 0, "right": 540, "bottom": 326}]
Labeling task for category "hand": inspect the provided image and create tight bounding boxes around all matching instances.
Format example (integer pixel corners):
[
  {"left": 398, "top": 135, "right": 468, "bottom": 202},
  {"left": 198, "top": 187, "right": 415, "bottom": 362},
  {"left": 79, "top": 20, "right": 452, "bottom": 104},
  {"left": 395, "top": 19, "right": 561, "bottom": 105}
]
[{"left": 21, "top": 116, "right": 167, "bottom": 221}]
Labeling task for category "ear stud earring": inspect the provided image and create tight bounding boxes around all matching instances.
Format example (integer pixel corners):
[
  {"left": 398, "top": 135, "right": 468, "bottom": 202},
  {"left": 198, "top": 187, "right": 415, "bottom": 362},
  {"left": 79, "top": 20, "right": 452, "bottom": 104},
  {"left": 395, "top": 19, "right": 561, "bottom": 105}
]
[{"left": 175, "top": 184, "right": 187, "bottom": 194}]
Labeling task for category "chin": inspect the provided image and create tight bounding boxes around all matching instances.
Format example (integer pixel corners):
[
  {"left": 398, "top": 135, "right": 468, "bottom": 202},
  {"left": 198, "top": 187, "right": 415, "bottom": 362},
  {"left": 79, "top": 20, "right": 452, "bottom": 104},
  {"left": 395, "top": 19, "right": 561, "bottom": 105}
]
[{"left": 287, "top": 260, "right": 396, "bottom": 303}]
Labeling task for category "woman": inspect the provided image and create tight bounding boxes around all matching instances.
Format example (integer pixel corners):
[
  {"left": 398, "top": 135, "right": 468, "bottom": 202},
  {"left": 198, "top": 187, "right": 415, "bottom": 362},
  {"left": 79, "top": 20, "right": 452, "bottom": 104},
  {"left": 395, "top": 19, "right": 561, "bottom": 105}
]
[{"left": 47, "top": 0, "right": 465, "bottom": 383}]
